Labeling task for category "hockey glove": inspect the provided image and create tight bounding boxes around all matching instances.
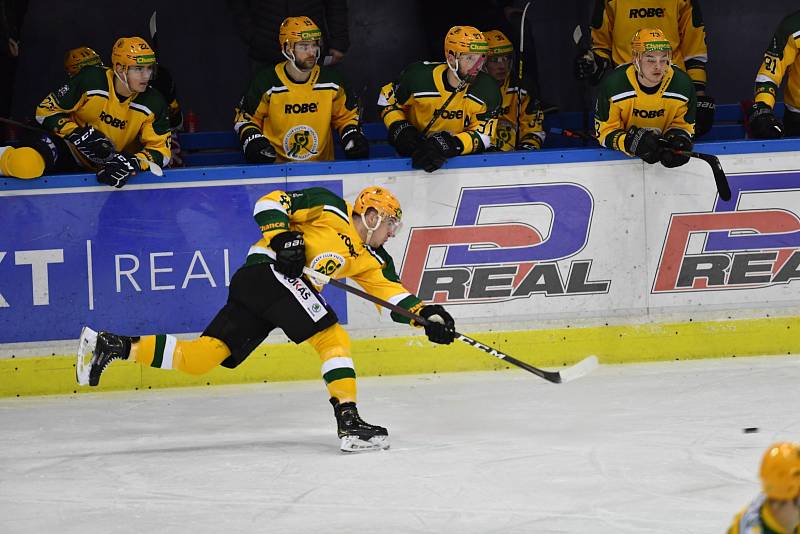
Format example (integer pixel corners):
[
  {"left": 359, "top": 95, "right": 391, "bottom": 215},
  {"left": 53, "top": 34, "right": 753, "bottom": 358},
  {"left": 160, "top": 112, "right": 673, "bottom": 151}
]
[
  {"left": 66, "top": 126, "right": 115, "bottom": 164},
  {"left": 269, "top": 231, "right": 306, "bottom": 279},
  {"left": 694, "top": 95, "right": 715, "bottom": 138},
  {"left": 574, "top": 50, "right": 610, "bottom": 85},
  {"left": 96, "top": 152, "right": 140, "bottom": 188},
  {"left": 412, "top": 131, "right": 463, "bottom": 173},
  {"left": 748, "top": 102, "right": 784, "bottom": 139},
  {"left": 659, "top": 129, "right": 692, "bottom": 168},
  {"left": 623, "top": 126, "right": 663, "bottom": 164},
  {"left": 242, "top": 131, "right": 277, "bottom": 163},
  {"left": 340, "top": 125, "right": 370, "bottom": 160},
  {"left": 388, "top": 120, "right": 421, "bottom": 157},
  {"left": 418, "top": 304, "right": 456, "bottom": 345}
]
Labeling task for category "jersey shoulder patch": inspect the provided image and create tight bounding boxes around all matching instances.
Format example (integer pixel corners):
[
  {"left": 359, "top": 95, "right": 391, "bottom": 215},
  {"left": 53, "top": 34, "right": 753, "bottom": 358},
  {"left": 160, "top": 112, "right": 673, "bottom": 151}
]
[
  {"left": 398, "top": 61, "right": 440, "bottom": 94},
  {"left": 598, "top": 64, "right": 635, "bottom": 100},
  {"left": 665, "top": 66, "right": 695, "bottom": 98},
  {"left": 467, "top": 72, "right": 502, "bottom": 111}
]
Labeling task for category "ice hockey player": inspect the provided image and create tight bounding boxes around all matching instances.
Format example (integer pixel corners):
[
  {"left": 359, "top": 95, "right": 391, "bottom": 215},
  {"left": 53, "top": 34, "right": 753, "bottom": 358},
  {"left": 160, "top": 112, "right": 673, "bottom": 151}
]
[
  {"left": 595, "top": 28, "right": 696, "bottom": 168},
  {"left": 63, "top": 46, "right": 103, "bottom": 77},
  {"left": 233, "top": 16, "right": 368, "bottom": 164},
  {"left": 482, "top": 29, "right": 544, "bottom": 151},
  {"left": 728, "top": 442, "right": 800, "bottom": 533},
  {"left": 576, "top": 0, "right": 714, "bottom": 137},
  {"left": 0, "top": 37, "right": 170, "bottom": 185},
  {"left": 377, "top": 25, "right": 501, "bottom": 172},
  {"left": 747, "top": 10, "right": 800, "bottom": 139},
  {"left": 77, "top": 186, "right": 457, "bottom": 453}
]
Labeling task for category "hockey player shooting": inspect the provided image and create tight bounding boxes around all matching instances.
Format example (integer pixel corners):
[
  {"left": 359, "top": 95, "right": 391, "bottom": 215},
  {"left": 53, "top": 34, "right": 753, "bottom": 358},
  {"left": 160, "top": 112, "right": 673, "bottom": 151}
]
[
  {"left": 482, "top": 29, "right": 544, "bottom": 151},
  {"left": 595, "top": 28, "right": 696, "bottom": 169},
  {"left": 747, "top": 10, "right": 800, "bottom": 139},
  {"left": 233, "top": 16, "right": 368, "bottom": 164},
  {"left": 377, "top": 26, "right": 501, "bottom": 172},
  {"left": 728, "top": 442, "right": 800, "bottom": 533},
  {"left": 77, "top": 186, "right": 457, "bottom": 453},
  {"left": 0, "top": 37, "right": 170, "bottom": 185}
]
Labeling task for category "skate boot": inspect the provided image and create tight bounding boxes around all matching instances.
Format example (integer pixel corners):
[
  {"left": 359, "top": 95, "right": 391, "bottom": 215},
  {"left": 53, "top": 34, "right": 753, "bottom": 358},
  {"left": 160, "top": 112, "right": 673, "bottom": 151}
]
[
  {"left": 76, "top": 327, "right": 135, "bottom": 386},
  {"left": 330, "top": 397, "right": 389, "bottom": 452}
]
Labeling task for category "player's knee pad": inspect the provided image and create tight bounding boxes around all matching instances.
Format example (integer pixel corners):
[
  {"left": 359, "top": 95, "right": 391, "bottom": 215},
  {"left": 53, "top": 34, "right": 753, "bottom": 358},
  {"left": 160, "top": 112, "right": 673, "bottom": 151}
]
[
  {"left": 306, "top": 324, "right": 352, "bottom": 360},
  {"left": 0, "top": 146, "right": 45, "bottom": 179}
]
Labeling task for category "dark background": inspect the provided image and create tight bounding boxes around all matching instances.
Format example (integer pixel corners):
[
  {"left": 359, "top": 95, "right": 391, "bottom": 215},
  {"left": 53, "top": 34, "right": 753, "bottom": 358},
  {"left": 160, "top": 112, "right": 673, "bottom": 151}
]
[{"left": 8, "top": 1, "right": 800, "bottom": 131}]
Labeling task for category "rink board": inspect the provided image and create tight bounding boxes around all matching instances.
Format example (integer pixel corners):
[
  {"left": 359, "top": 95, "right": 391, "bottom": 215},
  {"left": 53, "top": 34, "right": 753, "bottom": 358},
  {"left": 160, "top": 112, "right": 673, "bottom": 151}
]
[{"left": 1, "top": 141, "right": 799, "bottom": 395}]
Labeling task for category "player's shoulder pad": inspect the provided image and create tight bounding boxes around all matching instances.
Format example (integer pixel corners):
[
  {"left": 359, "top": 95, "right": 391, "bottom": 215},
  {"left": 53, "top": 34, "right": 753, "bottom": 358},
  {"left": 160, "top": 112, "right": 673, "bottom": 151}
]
[
  {"left": 315, "top": 64, "right": 348, "bottom": 88},
  {"left": 251, "top": 64, "right": 283, "bottom": 91},
  {"left": 598, "top": 63, "right": 635, "bottom": 98},
  {"left": 72, "top": 64, "right": 110, "bottom": 91},
  {"left": 665, "top": 65, "right": 695, "bottom": 97},
  {"left": 398, "top": 61, "right": 440, "bottom": 86},
  {"left": 133, "top": 85, "right": 169, "bottom": 117},
  {"left": 374, "top": 246, "right": 401, "bottom": 282},
  {"left": 467, "top": 71, "right": 502, "bottom": 110}
]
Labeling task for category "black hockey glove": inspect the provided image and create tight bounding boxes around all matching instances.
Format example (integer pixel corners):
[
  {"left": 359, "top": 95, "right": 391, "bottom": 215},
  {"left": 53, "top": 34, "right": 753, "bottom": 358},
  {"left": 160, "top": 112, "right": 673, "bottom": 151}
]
[
  {"left": 388, "top": 120, "right": 421, "bottom": 157},
  {"left": 412, "top": 131, "right": 463, "bottom": 173},
  {"left": 418, "top": 304, "right": 456, "bottom": 345},
  {"left": 66, "top": 125, "right": 115, "bottom": 164},
  {"left": 242, "top": 131, "right": 277, "bottom": 163},
  {"left": 659, "top": 129, "right": 692, "bottom": 168},
  {"left": 623, "top": 126, "right": 663, "bottom": 164},
  {"left": 574, "top": 50, "right": 610, "bottom": 85},
  {"left": 269, "top": 231, "right": 306, "bottom": 279},
  {"left": 694, "top": 95, "right": 715, "bottom": 138},
  {"left": 748, "top": 102, "right": 784, "bottom": 139},
  {"left": 96, "top": 152, "right": 140, "bottom": 188},
  {"left": 340, "top": 125, "right": 370, "bottom": 160}
]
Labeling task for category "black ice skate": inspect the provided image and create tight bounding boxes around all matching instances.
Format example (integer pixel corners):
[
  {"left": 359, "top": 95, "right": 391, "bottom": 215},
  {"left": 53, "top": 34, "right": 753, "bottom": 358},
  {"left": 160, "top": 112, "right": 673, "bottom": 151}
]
[
  {"left": 330, "top": 398, "right": 390, "bottom": 452},
  {"left": 76, "top": 327, "right": 134, "bottom": 386}
]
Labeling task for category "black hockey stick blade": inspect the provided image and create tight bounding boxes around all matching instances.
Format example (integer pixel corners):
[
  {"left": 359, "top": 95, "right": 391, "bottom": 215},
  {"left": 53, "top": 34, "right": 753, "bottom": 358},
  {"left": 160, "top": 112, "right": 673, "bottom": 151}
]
[{"left": 679, "top": 150, "right": 732, "bottom": 201}]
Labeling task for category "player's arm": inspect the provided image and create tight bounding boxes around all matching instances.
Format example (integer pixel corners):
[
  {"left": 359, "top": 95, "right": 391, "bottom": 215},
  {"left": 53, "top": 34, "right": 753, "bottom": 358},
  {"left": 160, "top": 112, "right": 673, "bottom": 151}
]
[
  {"left": 754, "top": 17, "right": 799, "bottom": 110},
  {"left": 234, "top": 72, "right": 276, "bottom": 163},
  {"left": 677, "top": 0, "right": 709, "bottom": 93},
  {"left": 135, "top": 104, "right": 172, "bottom": 169},
  {"left": 517, "top": 92, "right": 545, "bottom": 150},
  {"left": 35, "top": 72, "right": 90, "bottom": 137},
  {"left": 377, "top": 78, "right": 422, "bottom": 157},
  {"left": 457, "top": 78, "right": 502, "bottom": 155},
  {"left": 330, "top": 78, "right": 368, "bottom": 159}
]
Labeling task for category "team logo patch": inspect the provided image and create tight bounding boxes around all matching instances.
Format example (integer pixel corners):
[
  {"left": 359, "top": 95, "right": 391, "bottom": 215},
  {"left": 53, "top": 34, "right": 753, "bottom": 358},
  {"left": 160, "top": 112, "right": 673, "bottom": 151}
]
[
  {"left": 311, "top": 252, "right": 345, "bottom": 277},
  {"left": 495, "top": 118, "right": 515, "bottom": 150},
  {"left": 283, "top": 125, "right": 319, "bottom": 160},
  {"left": 56, "top": 84, "right": 69, "bottom": 99}
]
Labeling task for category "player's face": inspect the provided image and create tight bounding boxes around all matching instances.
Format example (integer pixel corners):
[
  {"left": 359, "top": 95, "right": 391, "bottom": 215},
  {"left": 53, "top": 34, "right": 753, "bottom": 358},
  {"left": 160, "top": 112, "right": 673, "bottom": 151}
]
[
  {"left": 637, "top": 51, "right": 670, "bottom": 86},
  {"left": 485, "top": 54, "right": 511, "bottom": 82},
  {"left": 366, "top": 215, "right": 401, "bottom": 248},
  {"left": 457, "top": 53, "right": 486, "bottom": 78},
  {"left": 126, "top": 65, "right": 154, "bottom": 92},
  {"left": 292, "top": 40, "right": 320, "bottom": 70}
]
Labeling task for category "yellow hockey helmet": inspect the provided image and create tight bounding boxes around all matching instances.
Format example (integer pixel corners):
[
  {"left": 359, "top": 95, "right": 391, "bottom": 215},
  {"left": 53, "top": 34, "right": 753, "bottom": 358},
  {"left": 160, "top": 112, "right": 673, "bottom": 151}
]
[
  {"left": 279, "top": 16, "right": 322, "bottom": 50},
  {"left": 760, "top": 442, "right": 800, "bottom": 500},
  {"left": 64, "top": 46, "right": 103, "bottom": 77},
  {"left": 353, "top": 186, "right": 402, "bottom": 221},
  {"left": 483, "top": 30, "right": 514, "bottom": 57},
  {"left": 631, "top": 28, "right": 672, "bottom": 55},
  {"left": 444, "top": 26, "right": 488, "bottom": 60},
  {"left": 111, "top": 37, "right": 156, "bottom": 67}
]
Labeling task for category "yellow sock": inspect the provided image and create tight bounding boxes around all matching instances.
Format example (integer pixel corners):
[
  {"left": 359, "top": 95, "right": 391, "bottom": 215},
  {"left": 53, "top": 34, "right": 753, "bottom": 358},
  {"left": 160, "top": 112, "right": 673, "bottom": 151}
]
[
  {"left": 133, "top": 335, "right": 231, "bottom": 375},
  {"left": 307, "top": 324, "right": 357, "bottom": 403},
  {"left": 0, "top": 146, "right": 45, "bottom": 179}
]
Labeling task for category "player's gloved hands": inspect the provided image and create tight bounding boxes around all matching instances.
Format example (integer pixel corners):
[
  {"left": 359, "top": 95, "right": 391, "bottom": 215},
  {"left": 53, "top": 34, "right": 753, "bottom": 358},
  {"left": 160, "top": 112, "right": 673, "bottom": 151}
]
[
  {"left": 412, "top": 131, "right": 463, "bottom": 173},
  {"left": 242, "top": 131, "right": 277, "bottom": 163},
  {"left": 269, "top": 231, "right": 306, "bottom": 278},
  {"left": 388, "top": 120, "right": 421, "bottom": 157},
  {"left": 418, "top": 304, "right": 456, "bottom": 344},
  {"left": 623, "top": 126, "right": 663, "bottom": 164},
  {"left": 659, "top": 129, "right": 692, "bottom": 168},
  {"left": 574, "top": 50, "right": 610, "bottom": 84},
  {"left": 96, "top": 152, "right": 140, "bottom": 188},
  {"left": 518, "top": 135, "right": 542, "bottom": 150},
  {"left": 694, "top": 95, "right": 715, "bottom": 138},
  {"left": 340, "top": 125, "right": 370, "bottom": 160},
  {"left": 748, "top": 102, "right": 784, "bottom": 139},
  {"left": 66, "top": 125, "right": 114, "bottom": 163}
]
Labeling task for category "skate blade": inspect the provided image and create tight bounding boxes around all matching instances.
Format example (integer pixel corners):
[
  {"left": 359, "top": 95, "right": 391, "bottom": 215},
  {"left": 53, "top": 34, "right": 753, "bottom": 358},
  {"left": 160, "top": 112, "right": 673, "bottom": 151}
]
[
  {"left": 76, "top": 326, "right": 98, "bottom": 386},
  {"left": 340, "top": 435, "right": 390, "bottom": 453}
]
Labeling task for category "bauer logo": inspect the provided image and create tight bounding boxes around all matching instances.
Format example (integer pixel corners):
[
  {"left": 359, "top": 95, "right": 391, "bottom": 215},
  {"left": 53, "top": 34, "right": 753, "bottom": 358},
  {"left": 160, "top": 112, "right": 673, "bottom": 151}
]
[
  {"left": 400, "top": 184, "right": 610, "bottom": 304},
  {"left": 653, "top": 172, "right": 800, "bottom": 293}
]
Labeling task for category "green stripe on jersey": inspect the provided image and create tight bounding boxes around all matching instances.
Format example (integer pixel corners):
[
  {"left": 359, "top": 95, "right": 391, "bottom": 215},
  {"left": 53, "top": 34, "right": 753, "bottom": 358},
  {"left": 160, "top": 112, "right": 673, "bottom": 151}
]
[{"left": 152, "top": 334, "right": 166, "bottom": 368}]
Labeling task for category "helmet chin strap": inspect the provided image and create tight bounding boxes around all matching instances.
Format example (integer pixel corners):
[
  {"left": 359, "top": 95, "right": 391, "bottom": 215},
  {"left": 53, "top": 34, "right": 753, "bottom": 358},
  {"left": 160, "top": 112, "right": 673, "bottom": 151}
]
[
  {"left": 447, "top": 55, "right": 462, "bottom": 82},
  {"left": 113, "top": 67, "right": 132, "bottom": 94},
  {"left": 283, "top": 44, "right": 319, "bottom": 75},
  {"left": 360, "top": 212, "right": 383, "bottom": 247}
]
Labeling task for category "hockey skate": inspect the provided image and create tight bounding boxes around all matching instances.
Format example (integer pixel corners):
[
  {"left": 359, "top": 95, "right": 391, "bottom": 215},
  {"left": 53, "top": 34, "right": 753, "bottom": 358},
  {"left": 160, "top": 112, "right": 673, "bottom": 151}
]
[
  {"left": 331, "top": 398, "right": 389, "bottom": 452},
  {"left": 76, "top": 327, "right": 133, "bottom": 386}
]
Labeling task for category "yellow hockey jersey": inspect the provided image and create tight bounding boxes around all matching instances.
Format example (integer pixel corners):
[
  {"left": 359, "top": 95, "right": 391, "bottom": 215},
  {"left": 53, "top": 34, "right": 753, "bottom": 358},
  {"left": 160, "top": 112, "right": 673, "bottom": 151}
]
[
  {"left": 728, "top": 494, "right": 800, "bottom": 534},
  {"left": 494, "top": 76, "right": 545, "bottom": 151},
  {"left": 595, "top": 64, "right": 696, "bottom": 154},
  {"left": 234, "top": 63, "right": 359, "bottom": 163},
  {"left": 35, "top": 66, "right": 171, "bottom": 170},
  {"left": 754, "top": 10, "right": 800, "bottom": 111},
  {"left": 590, "top": 0, "right": 708, "bottom": 91},
  {"left": 378, "top": 62, "right": 501, "bottom": 154},
  {"left": 245, "top": 187, "right": 423, "bottom": 323}
]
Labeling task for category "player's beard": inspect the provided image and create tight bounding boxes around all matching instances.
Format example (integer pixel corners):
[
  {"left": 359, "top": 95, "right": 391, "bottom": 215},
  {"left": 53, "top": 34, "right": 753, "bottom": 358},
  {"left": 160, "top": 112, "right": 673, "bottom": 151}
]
[{"left": 295, "top": 56, "right": 316, "bottom": 72}]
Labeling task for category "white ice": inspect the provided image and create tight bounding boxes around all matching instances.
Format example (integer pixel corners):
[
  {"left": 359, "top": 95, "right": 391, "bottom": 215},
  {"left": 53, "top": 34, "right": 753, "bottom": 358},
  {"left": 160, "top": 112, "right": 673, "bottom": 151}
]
[{"left": 1, "top": 355, "right": 798, "bottom": 534}]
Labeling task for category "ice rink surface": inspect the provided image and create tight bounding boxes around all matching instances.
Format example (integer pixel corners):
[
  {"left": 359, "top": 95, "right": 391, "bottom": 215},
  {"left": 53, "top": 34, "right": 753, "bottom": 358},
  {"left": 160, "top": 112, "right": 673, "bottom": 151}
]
[{"left": 1, "top": 355, "right": 798, "bottom": 533}]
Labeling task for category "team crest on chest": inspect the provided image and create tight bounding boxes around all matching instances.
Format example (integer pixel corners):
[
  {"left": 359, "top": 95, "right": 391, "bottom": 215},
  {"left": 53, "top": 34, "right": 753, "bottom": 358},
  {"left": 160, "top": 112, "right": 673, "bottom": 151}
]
[
  {"left": 311, "top": 252, "right": 346, "bottom": 276},
  {"left": 284, "top": 125, "right": 319, "bottom": 160}
]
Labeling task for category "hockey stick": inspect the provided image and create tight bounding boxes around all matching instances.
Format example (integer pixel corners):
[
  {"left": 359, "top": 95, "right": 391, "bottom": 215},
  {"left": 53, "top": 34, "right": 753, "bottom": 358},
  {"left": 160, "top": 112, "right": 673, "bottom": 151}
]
[
  {"left": 672, "top": 149, "right": 732, "bottom": 201},
  {"left": 420, "top": 77, "right": 469, "bottom": 138},
  {"left": 303, "top": 267, "right": 598, "bottom": 384},
  {"left": 0, "top": 116, "right": 164, "bottom": 176},
  {"left": 514, "top": 1, "right": 531, "bottom": 149},
  {"left": 572, "top": 25, "right": 592, "bottom": 146},
  {"left": 548, "top": 127, "right": 597, "bottom": 143}
]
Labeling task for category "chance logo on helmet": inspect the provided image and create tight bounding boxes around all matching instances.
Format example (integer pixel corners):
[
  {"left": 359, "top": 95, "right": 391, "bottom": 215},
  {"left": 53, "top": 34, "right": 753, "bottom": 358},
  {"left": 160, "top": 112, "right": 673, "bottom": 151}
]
[
  {"left": 483, "top": 30, "right": 514, "bottom": 56},
  {"left": 631, "top": 28, "right": 672, "bottom": 54},
  {"left": 112, "top": 37, "right": 156, "bottom": 66}
]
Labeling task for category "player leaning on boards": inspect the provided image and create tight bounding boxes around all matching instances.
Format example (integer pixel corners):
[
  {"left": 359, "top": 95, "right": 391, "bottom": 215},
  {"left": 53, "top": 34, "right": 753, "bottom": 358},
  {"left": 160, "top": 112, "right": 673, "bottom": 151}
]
[
  {"left": 728, "top": 442, "right": 800, "bottom": 533},
  {"left": 77, "top": 186, "right": 457, "bottom": 453},
  {"left": 482, "top": 29, "right": 545, "bottom": 151},
  {"left": 576, "top": 0, "right": 713, "bottom": 137},
  {"left": 233, "top": 16, "right": 368, "bottom": 164},
  {"left": 0, "top": 37, "right": 170, "bottom": 186},
  {"left": 377, "top": 26, "right": 501, "bottom": 173},
  {"left": 747, "top": 10, "right": 800, "bottom": 139},
  {"left": 595, "top": 28, "right": 696, "bottom": 168}
]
